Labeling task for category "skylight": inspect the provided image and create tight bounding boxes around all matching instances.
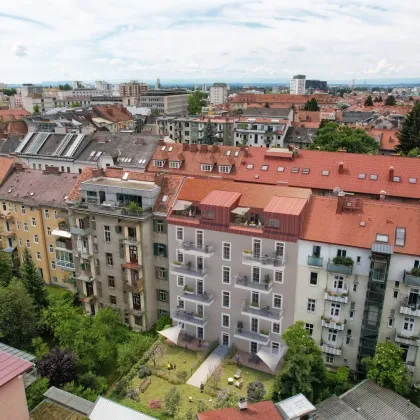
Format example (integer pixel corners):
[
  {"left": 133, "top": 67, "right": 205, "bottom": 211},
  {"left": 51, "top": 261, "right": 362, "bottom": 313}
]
[
  {"left": 277, "top": 166, "right": 284, "bottom": 172},
  {"left": 409, "top": 177, "right": 417, "bottom": 184},
  {"left": 226, "top": 151, "right": 231, "bottom": 156},
  {"left": 162, "top": 195, "right": 168, "bottom": 203},
  {"left": 161, "top": 146, "right": 166, "bottom": 151},
  {"left": 261, "top": 165, "right": 269, "bottom": 171},
  {"left": 291, "top": 167, "right": 299, "bottom": 174},
  {"left": 302, "top": 168, "right": 310, "bottom": 174},
  {"left": 395, "top": 227, "right": 405, "bottom": 246},
  {"left": 376, "top": 234, "right": 389, "bottom": 243},
  {"left": 322, "top": 170, "right": 329, "bottom": 176},
  {"left": 247, "top": 164, "right": 254, "bottom": 169},
  {"left": 370, "top": 174, "right": 378, "bottom": 180},
  {"left": 393, "top": 176, "right": 400, "bottom": 182},
  {"left": 168, "top": 146, "right": 173, "bottom": 152},
  {"left": 122, "top": 172, "right": 129, "bottom": 180},
  {"left": 358, "top": 173, "right": 366, "bottom": 179},
  {"left": 234, "top": 151, "right": 239, "bottom": 157}
]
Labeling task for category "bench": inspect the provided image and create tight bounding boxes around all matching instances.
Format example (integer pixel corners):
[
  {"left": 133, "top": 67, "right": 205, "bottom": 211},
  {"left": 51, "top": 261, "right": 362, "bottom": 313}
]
[{"left": 139, "top": 377, "right": 151, "bottom": 393}]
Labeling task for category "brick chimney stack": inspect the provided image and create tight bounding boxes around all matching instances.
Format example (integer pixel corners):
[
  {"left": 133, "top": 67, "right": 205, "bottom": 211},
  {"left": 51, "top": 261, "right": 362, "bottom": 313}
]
[
  {"left": 339, "top": 162, "right": 344, "bottom": 174},
  {"left": 388, "top": 166, "right": 394, "bottom": 181}
]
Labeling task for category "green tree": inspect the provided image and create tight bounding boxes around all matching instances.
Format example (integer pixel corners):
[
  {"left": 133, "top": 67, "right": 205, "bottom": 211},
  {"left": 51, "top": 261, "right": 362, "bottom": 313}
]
[
  {"left": 310, "top": 122, "right": 379, "bottom": 154},
  {"left": 151, "top": 108, "right": 160, "bottom": 117},
  {"left": 363, "top": 341, "right": 410, "bottom": 396},
  {"left": 325, "top": 367, "right": 350, "bottom": 396},
  {"left": 0, "top": 88, "right": 17, "bottom": 96},
  {"left": 396, "top": 102, "right": 420, "bottom": 154},
  {"left": 117, "top": 334, "right": 154, "bottom": 374},
  {"left": 33, "top": 104, "right": 40, "bottom": 114},
  {"left": 0, "top": 250, "right": 13, "bottom": 287},
  {"left": 187, "top": 91, "right": 207, "bottom": 115},
  {"left": 154, "top": 315, "right": 172, "bottom": 332},
  {"left": 32, "top": 337, "right": 49, "bottom": 359},
  {"left": 20, "top": 248, "right": 48, "bottom": 308},
  {"left": 200, "top": 122, "right": 217, "bottom": 145},
  {"left": 71, "top": 101, "right": 81, "bottom": 107},
  {"left": 0, "top": 280, "right": 38, "bottom": 348},
  {"left": 215, "top": 388, "right": 239, "bottom": 409},
  {"left": 364, "top": 95, "right": 374, "bottom": 106},
  {"left": 163, "top": 386, "right": 181, "bottom": 417},
  {"left": 26, "top": 378, "right": 49, "bottom": 411},
  {"left": 247, "top": 381, "right": 266, "bottom": 402},
  {"left": 59, "top": 84, "right": 71, "bottom": 91},
  {"left": 303, "top": 98, "right": 320, "bottom": 111},
  {"left": 385, "top": 95, "right": 397, "bottom": 106},
  {"left": 38, "top": 347, "right": 77, "bottom": 387},
  {"left": 273, "top": 321, "right": 327, "bottom": 403},
  {"left": 407, "top": 147, "right": 420, "bottom": 157}
]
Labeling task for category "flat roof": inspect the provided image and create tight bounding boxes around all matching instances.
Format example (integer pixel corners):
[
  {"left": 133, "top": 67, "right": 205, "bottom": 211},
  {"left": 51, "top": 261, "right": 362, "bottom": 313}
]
[{"left": 83, "top": 177, "right": 158, "bottom": 191}]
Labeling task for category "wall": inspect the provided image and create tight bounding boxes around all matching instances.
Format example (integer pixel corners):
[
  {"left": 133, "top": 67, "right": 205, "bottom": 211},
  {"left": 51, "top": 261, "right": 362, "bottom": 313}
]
[{"left": 0, "top": 376, "right": 30, "bottom": 420}]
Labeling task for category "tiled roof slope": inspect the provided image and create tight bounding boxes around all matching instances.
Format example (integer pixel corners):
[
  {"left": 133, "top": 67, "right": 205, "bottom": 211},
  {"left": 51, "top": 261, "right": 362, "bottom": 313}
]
[
  {"left": 0, "top": 109, "right": 30, "bottom": 121},
  {"left": 315, "top": 395, "right": 365, "bottom": 420},
  {"left": 0, "top": 351, "right": 33, "bottom": 387},
  {"left": 301, "top": 196, "right": 420, "bottom": 256},
  {"left": 0, "top": 157, "right": 15, "bottom": 184},
  {"left": 198, "top": 401, "right": 283, "bottom": 420}
]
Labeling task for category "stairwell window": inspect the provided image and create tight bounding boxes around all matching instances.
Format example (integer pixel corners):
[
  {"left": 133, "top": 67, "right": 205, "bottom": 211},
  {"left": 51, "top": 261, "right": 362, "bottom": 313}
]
[{"left": 307, "top": 298, "right": 315, "bottom": 312}]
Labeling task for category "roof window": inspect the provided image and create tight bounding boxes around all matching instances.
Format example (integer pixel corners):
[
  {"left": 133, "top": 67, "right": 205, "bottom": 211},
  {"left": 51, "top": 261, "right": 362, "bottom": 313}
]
[
  {"left": 277, "top": 166, "right": 284, "bottom": 172},
  {"left": 358, "top": 173, "right": 366, "bottom": 179},
  {"left": 162, "top": 195, "right": 168, "bottom": 203},
  {"left": 226, "top": 151, "right": 231, "bottom": 156},
  {"left": 247, "top": 164, "right": 254, "bottom": 169},
  {"left": 370, "top": 174, "right": 378, "bottom": 180},
  {"left": 322, "top": 170, "right": 329, "bottom": 176},
  {"left": 161, "top": 146, "right": 166, "bottom": 151},
  {"left": 261, "top": 165, "right": 269, "bottom": 171},
  {"left": 392, "top": 176, "right": 400, "bottom": 182},
  {"left": 395, "top": 227, "right": 405, "bottom": 247},
  {"left": 376, "top": 234, "right": 389, "bottom": 243},
  {"left": 234, "top": 151, "right": 239, "bottom": 157},
  {"left": 291, "top": 167, "right": 299, "bottom": 173},
  {"left": 168, "top": 146, "right": 173, "bottom": 152},
  {"left": 302, "top": 168, "right": 310, "bottom": 174},
  {"left": 409, "top": 177, "right": 417, "bottom": 184}
]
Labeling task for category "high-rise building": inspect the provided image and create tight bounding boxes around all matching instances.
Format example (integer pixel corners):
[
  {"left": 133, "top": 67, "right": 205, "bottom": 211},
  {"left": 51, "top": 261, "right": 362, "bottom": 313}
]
[
  {"left": 210, "top": 83, "right": 228, "bottom": 105},
  {"left": 290, "top": 75, "right": 306, "bottom": 95},
  {"left": 306, "top": 80, "right": 328, "bottom": 92},
  {"left": 119, "top": 81, "right": 148, "bottom": 97},
  {"left": 95, "top": 80, "right": 113, "bottom": 91},
  {"left": 155, "top": 78, "right": 161, "bottom": 89}
]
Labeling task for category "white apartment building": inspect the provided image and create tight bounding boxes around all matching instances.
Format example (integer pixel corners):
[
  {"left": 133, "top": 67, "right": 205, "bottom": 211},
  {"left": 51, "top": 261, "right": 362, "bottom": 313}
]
[
  {"left": 296, "top": 194, "right": 420, "bottom": 382},
  {"left": 290, "top": 75, "right": 306, "bottom": 95},
  {"left": 95, "top": 80, "right": 113, "bottom": 91},
  {"left": 210, "top": 83, "right": 228, "bottom": 105}
]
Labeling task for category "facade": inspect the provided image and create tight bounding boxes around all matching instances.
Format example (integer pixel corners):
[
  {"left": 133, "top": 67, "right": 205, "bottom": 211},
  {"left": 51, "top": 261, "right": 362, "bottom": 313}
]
[
  {"left": 210, "top": 83, "right": 228, "bottom": 105},
  {"left": 58, "top": 88, "right": 113, "bottom": 99},
  {"left": 306, "top": 80, "right": 328, "bottom": 92},
  {"left": 119, "top": 82, "right": 148, "bottom": 97},
  {"left": 290, "top": 75, "right": 306, "bottom": 95},
  {"left": 167, "top": 178, "right": 311, "bottom": 360},
  {"left": 95, "top": 80, "right": 113, "bottom": 91},
  {"left": 139, "top": 90, "right": 189, "bottom": 115},
  {"left": 17, "top": 84, "right": 43, "bottom": 97}
]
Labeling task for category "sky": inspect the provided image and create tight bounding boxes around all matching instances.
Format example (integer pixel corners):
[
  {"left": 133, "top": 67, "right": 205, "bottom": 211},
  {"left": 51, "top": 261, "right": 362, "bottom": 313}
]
[{"left": 0, "top": 0, "right": 419, "bottom": 84}]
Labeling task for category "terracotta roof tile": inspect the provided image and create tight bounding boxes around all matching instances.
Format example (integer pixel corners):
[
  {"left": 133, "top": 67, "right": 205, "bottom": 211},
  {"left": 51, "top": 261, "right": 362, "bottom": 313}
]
[
  {"left": 0, "top": 157, "right": 15, "bottom": 184},
  {"left": 198, "top": 401, "right": 283, "bottom": 420},
  {"left": 365, "top": 128, "right": 400, "bottom": 151},
  {"left": 93, "top": 105, "right": 133, "bottom": 123},
  {"left": 0, "top": 351, "right": 33, "bottom": 387},
  {"left": 231, "top": 94, "right": 337, "bottom": 105},
  {"left": 0, "top": 109, "right": 30, "bottom": 121}
]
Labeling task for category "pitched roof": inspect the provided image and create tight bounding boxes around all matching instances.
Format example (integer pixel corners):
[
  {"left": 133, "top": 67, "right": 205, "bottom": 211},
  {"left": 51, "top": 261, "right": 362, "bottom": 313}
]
[
  {"left": 315, "top": 395, "right": 365, "bottom": 420},
  {"left": 231, "top": 94, "right": 337, "bottom": 105},
  {"left": 93, "top": 105, "right": 133, "bottom": 123},
  {"left": 198, "top": 401, "right": 283, "bottom": 420},
  {"left": 366, "top": 128, "right": 400, "bottom": 151},
  {"left": 90, "top": 396, "right": 157, "bottom": 420},
  {"left": 0, "top": 168, "right": 80, "bottom": 208},
  {"left": 243, "top": 107, "right": 292, "bottom": 118},
  {"left": 0, "top": 157, "right": 15, "bottom": 183},
  {"left": 0, "top": 109, "right": 30, "bottom": 121},
  {"left": 301, "top": 196, "right": 420, "bottom": 256},
  {"left": 0, "top": 351, "right": 33, "bottom": 387},
  {"left": 200, "top": 190, "right": 241, "bottom": 207},
  {"left": 264, "top": 196, "right": 307, "bottom": 215}
]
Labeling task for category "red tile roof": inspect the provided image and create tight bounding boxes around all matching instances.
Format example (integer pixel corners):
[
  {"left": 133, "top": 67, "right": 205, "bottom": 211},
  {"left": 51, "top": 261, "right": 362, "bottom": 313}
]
[
  {"left": 0, "top": 109, "right": 30, "bottom": 121},
  {"left": 198, "top": 401, "right": 283, "bottom": 420},
  {"left": 6, "top": 121, "right": 28, "bottom": 136},
  {"left": 365, "top": 129, "right": 400, "bottom": 151},
  {"left": 200, "top": 190, "right": 241, "bottom": 207},
  {"left": 231, "top": 94, "right": 337, "bottom": 105},
  {"left": 93, "top": 105, "right": 133, "bottom": 123},
  {"left": 301, "top": 196, "right": 420, "bottom": 256},
  {"left": 0, "top": 351, "right": 33, "bottom": 387},
  {"left": 0, "top": 157, "right": 16, "bottom": 184},
  {"left": 297, "top": 111, "right": 322, "bottom": 123}
]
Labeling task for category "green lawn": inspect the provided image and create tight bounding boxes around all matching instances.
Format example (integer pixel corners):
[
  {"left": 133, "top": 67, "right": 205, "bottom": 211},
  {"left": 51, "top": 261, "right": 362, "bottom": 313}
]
[{"left": 46, "top": 285, "right": 71, "bottom": 298}]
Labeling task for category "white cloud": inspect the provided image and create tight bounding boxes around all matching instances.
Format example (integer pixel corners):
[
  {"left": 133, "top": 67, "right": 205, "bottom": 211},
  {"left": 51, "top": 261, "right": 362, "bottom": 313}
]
[
  {"left": 12, "top": 41, "right": 27, "bottom": 57},
  {"left": 365, "top": 59, "right": 404, "bottom": 75}
]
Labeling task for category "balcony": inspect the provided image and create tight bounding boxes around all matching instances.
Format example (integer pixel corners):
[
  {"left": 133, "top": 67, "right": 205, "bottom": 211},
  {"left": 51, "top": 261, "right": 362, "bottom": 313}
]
[
  {"left": 321, "top": 318, "right": 345, "bottom": 331},
  {"left": 324, "top": 291, "right": 349, "bottom": 304},
  {"left": 327, "top": 262, "right": 353, "bottom": 276},
  {"left": 395, "top": 332, "right": 420, "bottom": 347},
  {"left": 242, "top": 252, "right": 285, "bottom": 269},
  {"left": 234, "top": 327, "right": 270, "bottom": 345},
  {"left": 170, "top": 262, "right": 208, "bottom": 279},
  {"left": 320, "top": 343, "right": 342, "bottom": 356},
  {"left": 241, "top": 300, "right": 282, "bottom": 321},
  {"left": 120, "top": 235, "right": 140, "bottom": 246},
  {"left": 76, "top": 247, "right": 92, "bottom": 260},
  {"left": 234, "top": 274, "right": 273, "bottom": 294},
  {"left": 400, "top": 296, "right": 420, "bottom": 317},
  {"left": 181, "top": 289, "right": 214, "bottom": 306},
  {"left": 172, "top": 309, "right": 208, "bottom": 326},
  {"left": 0, "top": 229, "right": 15, "bottom": 237},
  {"left": 370, "top": 268, "right": 387, "bottom": 282},
  {"left": 404, "top": 270, "right": 420, "bottom": 287},
  {"left": 70, "top": 226, "right": 91, "bottom": 236},
  {"left": 56, "top": 259, "right": 75, "bottom": 271},
  {"left": 181, "top": 241, "right": 214, "bottom": 257},
  {"left": 56, "top": 239, "right": 73, "bottom": 251},
  {"left": 308, "top": 255, "right": 323, "bottom": 267},
  {"left": 75, "top": 270, "right": 93, "bottom": 282}
]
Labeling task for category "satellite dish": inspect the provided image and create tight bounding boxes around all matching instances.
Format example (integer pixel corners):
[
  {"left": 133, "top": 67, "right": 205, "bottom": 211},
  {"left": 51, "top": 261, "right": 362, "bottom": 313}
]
[{"left": 333, "top": 187, "right": 342, "bottom": 196}]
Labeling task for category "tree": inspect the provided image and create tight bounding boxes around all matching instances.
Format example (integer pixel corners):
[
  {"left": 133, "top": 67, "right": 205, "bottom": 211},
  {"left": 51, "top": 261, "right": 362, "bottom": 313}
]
[
  {"left": 33, "top": 104, "right": 40, "bottom": 114},
  {"left": 151, "top": 108, "right": 160, "bottom": 117},
  {"left": 247, "top": 381, "right": 266, "bottom": 402},
  {"left": 26, "top": 378, "right": 49, "bottom": 411},
  {"left": 396, "top": 102, "right": 420, "bottom": 154},
  {"left": 163, "top": 386, "right": 181, "bottom": 417},
  {"left": 207, "top": 363, "right": 223, "bottom": 391},
  {"left": 0, "top": 280, "right": 38, "bottom": 348},
  {"left": 0, "top": 88, "right": 17, "bottom": 96},
  {"left": 385, "top": 95, "right": 396, "bottom": 106},
  {"left": 200, "top": 122, "right": 217, "bottom": 145},
  {"left": 117, "top": 334, "right": 154, "bottom": 374},
  {"left": 325, "top": 366, "right": 350, "bottom": 396},
  {"left": 71, "top": 102, "right": 81, "bottom": 108},
  {"left": 187, "top": 91, "right": 207, "bottom": 115},
  {"left": 364, "top": 95, "right": 374, "bottom": 106},
  {"left": 149, "top": 342, "right": 168, "bottom": 367},
  {"left": 310, "top": 122, "right": 379, "bottom": 154},
  {"left": 363, "top": 341, "right": 410, "bottom": 396},
  {"left": 38, "top": 347, "right": 77, "bottom": 387},
  {"left": 303, "top": 98, "right": 320, "bottom": 111},
  {"left": 406, "top": 147, "right": 420, "bottom": 157},
  {"left": 32, "top": 337, "right": 49, "bottom": 359},
  {"left": 0, "top": 250, "right": 13, "bottom": 287},
  {"left": 20, "top": 248, "right": 48, "bottom": 308},
  {"left": 155, "top": 315, "right": 172, "bottom": 332},
  {"left": 378, "top": 95, "right": 383, "bottom": 102},
  {"left": 59, "top": 84, "right": 71, "bottom": 91},
  {"left": 273, "top": 322, "right": 326, "bottom": 403},
  {"left": 215, "top": 388, "right": 239, "bottom": 409}
]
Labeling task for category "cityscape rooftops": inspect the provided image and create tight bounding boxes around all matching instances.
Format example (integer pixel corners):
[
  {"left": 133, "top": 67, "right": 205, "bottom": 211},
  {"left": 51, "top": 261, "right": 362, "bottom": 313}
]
[
  {"left": 0, "top": 109, "right": 30, "bottom": 121},
  {"left": 242, "top": 107, "right": 292, "bottom": 118},
  {"left": 231, "top": 94, "right": 337, "bottom": 105}
]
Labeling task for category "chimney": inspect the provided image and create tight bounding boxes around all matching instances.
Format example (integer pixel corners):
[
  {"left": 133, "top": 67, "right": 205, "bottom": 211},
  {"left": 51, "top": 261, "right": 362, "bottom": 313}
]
[
  {"left": 388, "top": 166, "right": 394, "bottom": 181},
  {"left": 14, "top": 163, "right": 24, "bottom": 171},
  {"left": 44, "top": 166, "right": 60, "bottom": 175},
  {"left": 182, "top": 143, "right": 189, "bottom": 151},
  {"left": 336, "top": 191, "right": 345, "bottom": 214},
  {"left": 92, "top": 168, "right": 104, "bottom": 178},
  {"left": 154, "top": 173, "right": 165, "bottom": 186},
  {"left": 238, "top": 398, "right": 247, "bottom": 410},
  {"left": 339, "top": 161, "right": 344, "bottom": 174},
  {"left": 244, "top": 148, "right": 249, "bottom": 157},
  {"left": 158, "top": 139, "right": 164, "bottom": 145},
  {"left": 379, "top": 190, "right": 386, "bottom": 201},
  {"left": 190, "top": 144, "right": 198, "bottom": 152}
]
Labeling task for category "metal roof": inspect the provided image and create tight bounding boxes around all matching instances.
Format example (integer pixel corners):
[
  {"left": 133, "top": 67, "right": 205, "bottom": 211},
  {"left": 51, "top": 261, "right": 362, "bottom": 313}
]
[
  {"left": 0, "top": 342, "right": 36, "bottom": 363},
  {"left": 315, "top": 395, "right": 365, "bottom": 420},
  {"left": 44, "top": 386, "right": 94, "bottom": 416},
  {"left": 276, "top": 393, "right": 315, "bottom": 419},
  {"left": 371, "top": 242, "right": 394, "bottom": 255},
  {"left": 89, "top": 397, "right": 158, "bottom": 420}
]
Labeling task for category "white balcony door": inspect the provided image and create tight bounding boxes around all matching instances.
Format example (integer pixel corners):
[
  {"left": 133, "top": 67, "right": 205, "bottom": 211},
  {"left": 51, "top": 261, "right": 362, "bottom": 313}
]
[
  {"left": 251, "top": 318, "right": 259, "bottom": 333},
  {"left": 253, "top": 239, "right": 261, "bottom": 258},
  {"left": 403, "top": 317, "right": 415, "bottom": 335},
  {"left": 330, "top": 303, "right": 341, "bottom": 320}
]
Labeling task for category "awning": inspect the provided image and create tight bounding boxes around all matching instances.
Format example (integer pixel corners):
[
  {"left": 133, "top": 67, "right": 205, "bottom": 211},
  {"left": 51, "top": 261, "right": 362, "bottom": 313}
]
[
  {"left": 2, "top": 246, "right": 16, "bottom": 254},
  {"left": 51, "top": 229, "right": 71, "bottom": 239},
  {"left": 158, "top": 325, "right": 182, "bottom": 344},
  {"left": 257, "top": 344, "right": 288, "bottom": 373},
  {"left": 231, "top": 207, "right": 250, "bottom": 215},
  {"left": 173, "top": 200, "right": 192, "bottom": 211},
  {"left": 371, "top": 243, "right": 393, "bottom": 255}
]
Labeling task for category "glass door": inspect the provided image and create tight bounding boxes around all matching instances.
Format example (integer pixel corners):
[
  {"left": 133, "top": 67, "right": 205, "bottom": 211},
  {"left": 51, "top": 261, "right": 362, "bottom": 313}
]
[{"left": 197, "top": 280, "right": 204, "bottom": 295}]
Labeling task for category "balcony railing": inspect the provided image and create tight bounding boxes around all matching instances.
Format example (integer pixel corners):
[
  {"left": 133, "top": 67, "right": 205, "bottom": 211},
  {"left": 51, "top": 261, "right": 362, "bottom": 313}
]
[
  {"left": 56, "top": 239, "right": 73, "bottom": 251},
  {"left": 241, "top": 300, "right": 282, "bottom": 321},
  {"left": 324, "top": 291, "right": 349, "bottom": 304},
  {"left": 308, "top": 255, "right": 323, "bottom": 267},
  {"left": 234, "top": 327, "right": 270, "bottom": 345},
  {"left": 395, "top": 332, "right": 420, "bottom": 347},
  {"left": 182, "top": 290, "right": 214, "bottom": 305},
  {"left": 327, "top": 263, "right": 353, "bottom": 276},
  {"left": 120, "top": 235, "right": 140, "bottom": 245},
  {"left": 370, "top": 268, "right": 387, "bottom": 282},
  {"left": 181, "top": 241, "right": 214, "bottom": 256},
  {"left": 56, "top": 260, "right": 75, "bottom": 270},
  {"left": 404, "top": 270, "right": 420, "bottom": 287},
  {"left": 320, "top": 343, "right": 342, "bottom": 356},
  {"left": 70, "top": 202, "right": 152, "bottom": 220},
  {"left": 400, "top": 296, "right": 420, "bottom": 317},
  {"left": 242, "top": 252, "right": 285, "bottom": 268},
  {"left": 172, "top": 309, "right": 208, "bottom": 326},
  {"left": 70, "top": 226, "right": 91, "bottom": 236},
  {"left": 235, "top": 275, "right": 272, "bottom": 292},
  {"left": 321, "top": 318, "right": 345, "bottom": 330},
  {"left": 171, "top": 262, "right": 207, "bottom": 278}
]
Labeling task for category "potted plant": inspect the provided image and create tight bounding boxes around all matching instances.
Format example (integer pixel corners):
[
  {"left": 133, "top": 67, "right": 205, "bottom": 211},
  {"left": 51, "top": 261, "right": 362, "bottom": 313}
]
[
  {"left": 173, "top": 260, "right": 181, "bottom": 266},
  {"left": 250, "top": 301, "right": 259, "bottom": 307},
  {"left": 243, "top": 249, "right": 252, "bottom": 255},
  {"left": 237, "top": 320, "right": 244, "bottom": 333},
  {"left": 260, "top": 329, "right": 269, "bottom": 336},
  {"left": 183, "top": 285, "right": 193, "bottom": 293},
  {"left": 263, "top": 274, "right": 271, "bottom": 289}
]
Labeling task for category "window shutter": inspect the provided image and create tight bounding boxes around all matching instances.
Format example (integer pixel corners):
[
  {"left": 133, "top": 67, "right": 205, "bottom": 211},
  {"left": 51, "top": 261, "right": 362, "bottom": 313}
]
[
  {"left": 91, "top": 221, "right": 96, "bottom": 231},
  {"left": 163, "top": 222, "right": 167, "bottom": 233},
  {"left": 153, "top": 220, "right": 157, "bottom": 232},
  {"left": 153, "top": 243, "right": 158, "bottom": 256},
  {"left": 163, "top": 268, "right": 168, "bottom": 280},
  {"left": 163, "top": 244, "right": 167, "bottom": 257},
  {"left": 155, "top": 266, "right": 159, "bottom": 278}
]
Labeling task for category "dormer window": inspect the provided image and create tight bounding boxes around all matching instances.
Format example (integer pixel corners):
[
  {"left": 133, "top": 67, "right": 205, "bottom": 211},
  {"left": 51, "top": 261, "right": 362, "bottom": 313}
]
[
  {"left": 219, "top": 166, "right": 232, "bottom": 173},
  {"left": 201, "top": 164, "right": 213, "bottom": 172},
  {"left": 154, "top": 160, "right": 165, "bottom": 168},
  {"left": 169, "top": 161, "right": 181, "bottom": 169}
]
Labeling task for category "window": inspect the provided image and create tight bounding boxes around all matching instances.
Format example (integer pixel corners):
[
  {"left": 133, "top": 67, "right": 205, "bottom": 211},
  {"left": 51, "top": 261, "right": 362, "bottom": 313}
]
[
  {"left": 307, "top": 298, "right": 315, "bottom": 312},
  {"left": 222, "top": 291, "right": 230, "bottom": 308},
  {"left": 51, "top": 261, "right": 56, "bottom": 269},
  {"left": 26, "top": 240, "right": 30, "bottom": 248},
  {"left": 158, "top": 289, "right": 168, "bottom": 302},
  {"left": 272, "top": 342, "right": 280, "bottom": 356},
  {"left": 24, "top": 222, "right": 28, "bottom": 232},
  {"left": 177, "top": 275, "right": 184, "bottom": 287},
  {"left": 247, "top": 164, "right": 254, "bottom": 169},
  {"left": 16, "top": 221, "right": 19, "bottom": 230},
  {"left": 52, "top": 276, "right": 58, "bottom": 284},
  {"left": 322, "top": 170, "right": 329, "bottom": 176},
  {"left": 275, "top": 242, "right": 284, "bottom": 258},
  {"left": 358, "top": 173, "right": 366, "bottom": 179},
  {"left": 134, "top": 315, "right": 142, "bottom": 326},
  {"left": 21, "top": 205, "right": 25, "bottom": 215},
  {"left": 370, "top": 174, "right": 378, "bottom": 180},
  {"left": 376, "top": 234, "right": 389, "bottom": 243},
  {"left": 31, "top": 217, "right": 36, "bottom": 227},
  {"left": 219, "top": 166, "right": 232, "bottom": 173},
  {"left": 349, "top": 302, "right": 355, "bottom": 320},
  {"left": 154, "top": 243, "right": 167, "bottom": 257},
  {"left": 34, "top": 234, "right": 39, "bottom": 243},
  {"left": 309, "top": 272, "right": 318, "bottom": 286},
  {"left": 169, "top": 161, "right": 181, "bottom": 169},
  {"left": 331, "top": 303, "right": 341, "bottom": 317},
  {"left": 19, "top": 238, "right": 22, "bottom": 247},
  {"left": 156, "top": 266, "right": 167, "bottom": 280},
  {"left": 305, "top": 323, "right": 314, "bottom": 336},
  {"left": 222, "top": 266, "right": 231, "bottom": 284},
  {"left": 201, "top": 164, "right": 213, "bottom": 171},
  {"left": 328, "top": 329, "right": 337, "bottom": 342},
  {"left": 395, "top": 227, "right": 406, "bottom": 247},
  {"left": 154, "top": 160, "right": 165, "bottom": 167},
  {"left": 104, "top": 226, "right": 111, "bottom": 242},
  {"left": 222, "top": 242, "right": 231, "bottom": 261},
  {"left": 106, "top": 253, "right": 113, "bottom": 266},
  {"left": 337, "top": 249, "right": 347, "bottom": 257},
  {"left": 395, "top": 281, "right": 400, "bottom": 288},
  {"left": 291, "top": 167, "right": 299, "bottom": 173},
  {"left": 356, "top": 256, "right": 361, "bottom": 264},
  {"left": 353, "top": 283, "right": 358, "bottom": 292},
  {"left": 177, "top": 250, "right": 184, "bottom": 264},
  {"left": 409, "top": 177, "right": 417, "bottom": 184},
  {"left": 403, "top": 317, "right": 415, "bottom": 332},
  {"left": 272, "top": 322, "right": 281, "bottom": 334},
  {"left": 326, "top": 355, "right": 334, "bottom": 364},
  {"left": 176, "top": 227, "right": 183, "bottom": 241},
  {"left": 261, "top": 165, "right": 269, "bottom": 171},
  {"left": 252, "top": 266, "right": 260, "bottom": 283},
  {"left": 393, "top": 290, "right": 399, "bottom": 299},
  {"left": 388, "top": 317, "right": 394, "bottom": 328},
  {"left": 110, "top": 295, "right": 117, "bottom": 305},
  {"left": 202, "top": 210, "right": 214, "bottom": 220},
  {"left": 222, "top": 314, "right": 230, "bottom": 328},
  {"left": 108, "top": 276, "right": 115, "bottom": 287},
  {"left": 267, "top": 219, "right": 280, "bottom": 228},
  {"left": 393, "top": 176, "right": 400, "bottom": 182},
  {"left": 47, "top": 227, "right": 51, "bottom": 235},
  {"left": 273, "top": 294, "right": 282, "bottom": 309},
  {"left": 156, "top": 220, "right": 165, "bottom": 233},
  {"left": 274, "top": 270, "right": 283, "bottom": 283},
  {"left": 302, "top": 168, "right": 310, "bottom": 174},
  {"left": 49, "top": 244, "right": 53, "bottom": 253},
  {"left": 277, "top": 166, "right": 284, "bottom": 172}
]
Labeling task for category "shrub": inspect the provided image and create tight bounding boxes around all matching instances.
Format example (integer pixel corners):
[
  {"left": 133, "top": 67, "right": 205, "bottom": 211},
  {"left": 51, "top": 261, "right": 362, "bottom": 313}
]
[
  {"left": 150, "top": 367, "right": 184, "bottom": 385},
  {"left": 176, "top": 370, "right": 188, "bottom": 382},
  {"left": 37, "top": 347, "right": 77, "bottom": 387},
  {"left": 332, "top": 256, "right": 354, "bottom": 266},
  {"left": 26, "top": 378, "right": 49, "bottom": 411},
  {"left": 411, "top": 268, "right": 420, "bottom": 276},
  {"left": 163, "top": 386, "right": 181, "bottom": 417},
  {"left": 247, "top": 381, "right": 266, "bottom": 402},
  {"left": 138, "top": 365, "right": 151, "bottom": 379},
  {"left": 155, "top": 315, "right": 172, "bottom": 332},
  {"left": 114, "top": 376, "right": 131, "bottom": 398},
  {"left": 126, "top": 388, "right": 140, "bottom": 401},
  {"left": 148, "top": 399, "right": 162, "bottom": 409},
  {"left": 197, "top": 400, "right": 208, "bottom": 413}
]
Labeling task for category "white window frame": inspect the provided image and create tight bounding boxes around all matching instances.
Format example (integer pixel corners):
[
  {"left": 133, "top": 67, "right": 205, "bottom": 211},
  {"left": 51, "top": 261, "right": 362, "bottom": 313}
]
[
  {"left": 34, "top": 234, "right": 39, "bottom": 244},
  {"left": 44, "top": 209, "right": 50, "bottom": 219},
  {"left": 19, "top": 238, "right": 22, "bottom": 247},
  {"left": 176, "top": 250, "right": 184, "bottom": 264},
  {"left": 51, "top": 261, "right": 56, "bottom": 269},
  {"left": 221, "top": 332, "right": 230, "bottom": 347},
  {"left": 47, "top": 227, "right": 51, "bottom": 236},
  {"left": 271, "top": 341, "right": 280, "bottom": 356},
  {"left": 24, "top": 222, "right": 28, "bottom": 232},
  {"left": 222, "top": 290, "right": 231, "bottom": 309},
  {"left": 176, "top": 227, "right": 184, "bottom": 241},
  {"left": 331, "top": 303, "right": 341, "bottom": 318},
  {"left": 273, "top": 293, "right": 282, "bottom": 309},
  {"left": 221, "top": 313, "right": 230, "bottom": 329},
  {"left": 26, "top": 240, "right": 31, "bottom": 248},
  {"left": 169, "top": 161, "right": 181, "bottom": 169},
  {"left": 36, "top": 252, "right": 41, "bottom": 260},
  {"left": 104, "top": 226, "right": 111, "bottom": 243},
  {"left": 219, "top": 165, "right": 232, "bottom": 173},
  {"left": 201, "top": 164, "right": 213, "bottom": 172},
  {"left": 274, "top": 241, "right": 285, "bottom": 258},
  {"left": 305, "top": 323, "right": 314, "bottom": 336},
  {"left": 252, "top": 238, "right": 262, "bottom": 258},
  {"left": 31, "top": 217, "right": 36, "bottom": 227},
  {"left": 272, "top": 321, "right": 281, "bottom": 335},
  {"left": 309, "top": 271, "right": 318, "bottom": 286},
  {"left": 274, "top": 269, "right": 284, "bottom": 284},
  {"left": 177, "top": 296, "right": 185, "bottom": 310},
  {"left": 222, "top": 266, "right": 231, "bottom": 284},
  {"left": 307, "top": 298, "right": 316, "bottom": 312},
  {"left": 21, "top": 205, "right": 25, "bottom": 215},
  {"left": 177, "top": 275, "right": 184, "bottom": 287},
  {"left": 154, "top": 160, "right": 165, "bottom": 168},
  {"left": 222, "top": 241, "right": 231, "bottom": 261}
]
